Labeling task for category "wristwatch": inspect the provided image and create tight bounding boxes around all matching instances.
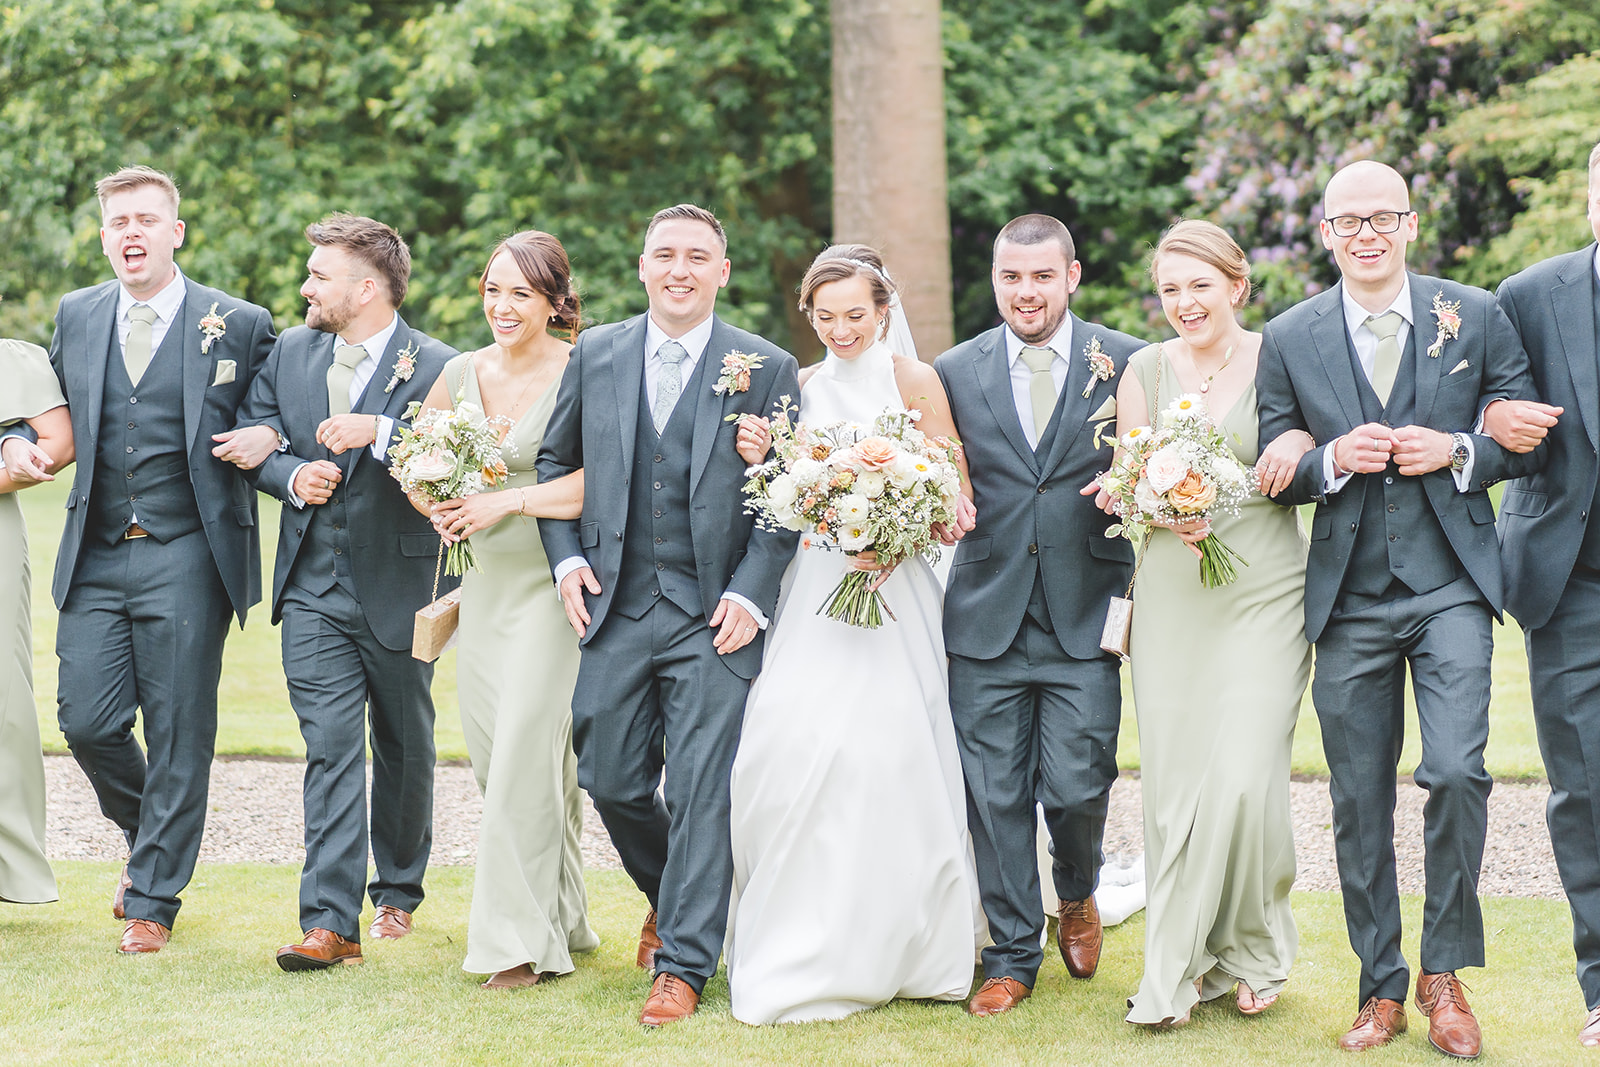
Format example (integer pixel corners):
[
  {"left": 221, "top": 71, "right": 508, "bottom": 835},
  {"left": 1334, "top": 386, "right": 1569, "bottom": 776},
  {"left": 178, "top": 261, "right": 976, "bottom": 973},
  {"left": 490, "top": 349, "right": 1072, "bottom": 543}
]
[{"left": 1448, "top": 432, "right": 1470, "bottom": 472}]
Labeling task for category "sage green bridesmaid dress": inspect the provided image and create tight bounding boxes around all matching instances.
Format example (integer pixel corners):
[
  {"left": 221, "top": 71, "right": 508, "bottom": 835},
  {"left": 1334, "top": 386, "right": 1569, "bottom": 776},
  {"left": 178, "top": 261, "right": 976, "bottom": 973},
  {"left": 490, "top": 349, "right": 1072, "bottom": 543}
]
[
  {"left": 0, "top": 339, "right": 64, "bottom": 904},
  {"left": 1123, "top": 343, "right": 1310, "bottom": 1025},
  {"left": 444, "top": 353, "right": 597, "bottom": 977}
]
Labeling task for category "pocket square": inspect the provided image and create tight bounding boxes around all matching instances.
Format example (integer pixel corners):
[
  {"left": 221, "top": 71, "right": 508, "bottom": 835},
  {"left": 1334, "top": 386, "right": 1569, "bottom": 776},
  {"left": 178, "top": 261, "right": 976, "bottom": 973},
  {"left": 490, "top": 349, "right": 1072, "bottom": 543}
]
[
  {"left": 1088, "top": 396, "right": 1117, "bottom": 423},
  {"left": 1448, "top": 359, "right": 1469, "bottom": 375},
  {"left": 211, "top": 359, "right": 236, "bottom": 386}
]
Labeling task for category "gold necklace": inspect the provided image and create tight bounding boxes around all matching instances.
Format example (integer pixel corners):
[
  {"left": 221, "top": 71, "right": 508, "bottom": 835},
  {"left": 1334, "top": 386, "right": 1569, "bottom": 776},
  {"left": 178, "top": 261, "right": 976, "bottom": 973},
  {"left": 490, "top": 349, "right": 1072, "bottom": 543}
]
[{"left": 1192, "top": 343, "right": 1235, "bottom": 394}]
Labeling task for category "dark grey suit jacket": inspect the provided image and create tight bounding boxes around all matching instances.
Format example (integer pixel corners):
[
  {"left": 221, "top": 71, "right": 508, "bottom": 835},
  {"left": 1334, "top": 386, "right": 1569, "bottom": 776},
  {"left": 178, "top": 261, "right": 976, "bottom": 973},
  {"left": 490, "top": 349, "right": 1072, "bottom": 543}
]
[
  {"left": 934, "top": 316, "right": 1144, "bottom": 661},
  {"left": 1497, "top": 244, "right": 1599, "bottom": 631},
  {"left": 1257, "top": 273, "right": 1543, "bottom": 642},
  {"left": 534, "top": 313, "right": 800, "bottom": 680},
  {"left": 239, "top": 318, "right": 455, "bottom": 651},
  {"left": 47, "top": 275, "right": 276, "bottom": 623}
]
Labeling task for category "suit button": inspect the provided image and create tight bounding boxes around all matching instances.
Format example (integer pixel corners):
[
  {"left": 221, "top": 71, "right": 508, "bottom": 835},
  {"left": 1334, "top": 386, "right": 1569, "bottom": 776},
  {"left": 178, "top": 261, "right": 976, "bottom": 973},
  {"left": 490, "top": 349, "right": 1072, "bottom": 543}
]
[
  {"left": 1384, "top": 477, "right": 1393, "bottom": 485},
  {"left": 1037, "top": 486, "right": 1046, "bottom": 494},
  {"left": 654, "top": 510, "right": 663, "bottom": 518},
  {"left": 335, "top": 547, "right": 343, "bottom": 555},
  {"left": 296, "top": 528, "right": 304, "bottom": 535},
  {"left": 1350, "top": 522, "right": 1357, "bottom": 531},
  {"left": 129, "top": 397, "right": 137, "bottom": 404},
  {"left": 656, "top": 562, "right": 665, "bottom": 571},
  {"left": 654, "top": 537, "right": 663, "bottom": 544},
  {"left": 616, "top": 532, "right": 624, "bottom": 540},
  {"left": 126, "top": 472, "right": 134, "bottom": 479},
  {"left": 651, "top": 588, "right": 660, "bottom": 597},
  {"left": 1388, "top": 535, "right": 1398, "bottom": 542},
  {"left": 128, "top": 422, "right": 135, "bottom": 429},
  {"left": 332, "top": 524, "right": 341, "bottom": 531},
  {"left": 655, "top": 454, "right": 664, "bottom": 463},
  {"left": 126, "top": 446, "right": 134, "bottom": 453},
  {"left": 1028, "top": 543, "right": 1038, "bottom": 554},
  {"left": 653, "top": 481, "right": 662, "bottom": 490},
  {"left": 1386, "top": 504, "right": 1396, "bottom": 513}
]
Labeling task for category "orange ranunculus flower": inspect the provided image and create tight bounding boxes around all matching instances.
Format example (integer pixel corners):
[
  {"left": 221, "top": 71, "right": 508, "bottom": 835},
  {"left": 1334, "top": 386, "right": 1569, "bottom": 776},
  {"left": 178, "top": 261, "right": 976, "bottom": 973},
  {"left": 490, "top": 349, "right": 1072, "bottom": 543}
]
[
  {"left": 853, "top": 436, "right": 899, "bottom": 470},
  {"left": 810, "top": 444, "right": 833, "bottom": 461},
  {"left": 1168, "top": 470, "right": 1217, "bottom": 513}
]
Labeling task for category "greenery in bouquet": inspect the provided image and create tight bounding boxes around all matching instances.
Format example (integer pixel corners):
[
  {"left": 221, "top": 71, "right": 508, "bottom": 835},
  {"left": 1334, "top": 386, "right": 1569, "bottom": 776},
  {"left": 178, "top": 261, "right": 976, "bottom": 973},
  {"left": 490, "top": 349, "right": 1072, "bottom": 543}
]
[
  {"left": 740, "top": 401, "right": 963, "bottom": 628},
  {"left": 388, "top": 395, "right": 510, "bottom": 575},
  {"left": 1096, "top": 393, "right": 1253, "bottom": 587}
]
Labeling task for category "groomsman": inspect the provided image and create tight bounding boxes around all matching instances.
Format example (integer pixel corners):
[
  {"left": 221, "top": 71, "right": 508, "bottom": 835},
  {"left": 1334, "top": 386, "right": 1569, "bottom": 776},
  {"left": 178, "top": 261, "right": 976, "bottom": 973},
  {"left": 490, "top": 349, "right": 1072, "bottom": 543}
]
[
  {"left": 0, "top": 166, "right": 275, "bottom": 954},
  {"left": 1493, "top": 141, "right": 1600, "bottom": 1050},
  {"left": 1256, "top": 160, "right": 1543, "bottom": 1057},
  {"left": 536, "top": 205, "right": 798, "bottom": 1025},
  {"left": 214, "top": 214, "right": 454, "bottom": 970},
  {"left": 934, "top": 214, "right": 1143, "bottom": 1015}
]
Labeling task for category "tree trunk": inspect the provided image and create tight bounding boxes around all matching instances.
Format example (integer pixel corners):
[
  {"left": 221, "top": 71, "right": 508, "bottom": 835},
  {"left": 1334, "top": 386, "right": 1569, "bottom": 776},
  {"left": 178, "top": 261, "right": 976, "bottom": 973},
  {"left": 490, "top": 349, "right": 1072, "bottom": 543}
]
[{"left": 830, "top": 0, "right": 952, "bottom": 360}]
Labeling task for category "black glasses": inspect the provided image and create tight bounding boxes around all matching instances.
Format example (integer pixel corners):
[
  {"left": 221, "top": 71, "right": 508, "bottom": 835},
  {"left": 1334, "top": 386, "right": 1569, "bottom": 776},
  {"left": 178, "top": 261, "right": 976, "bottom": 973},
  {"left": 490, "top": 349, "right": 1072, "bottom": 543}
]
[{"left": 1326, "top": 211, "right": 1413, "bottom": 237}]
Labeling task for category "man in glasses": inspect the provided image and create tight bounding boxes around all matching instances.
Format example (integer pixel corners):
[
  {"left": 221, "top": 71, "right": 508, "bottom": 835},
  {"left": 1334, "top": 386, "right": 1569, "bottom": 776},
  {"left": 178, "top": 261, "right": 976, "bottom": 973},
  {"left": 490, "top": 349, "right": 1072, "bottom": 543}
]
[{"left": 1256, "top": 160, "right": 1545, "bottom": 1058}]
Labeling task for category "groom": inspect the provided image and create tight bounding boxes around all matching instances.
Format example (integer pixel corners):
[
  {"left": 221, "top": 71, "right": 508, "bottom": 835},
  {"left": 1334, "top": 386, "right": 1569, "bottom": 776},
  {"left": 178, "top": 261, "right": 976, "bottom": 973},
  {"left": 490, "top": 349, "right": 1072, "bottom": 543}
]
[
  {"left": 935, "top": 214, "right": 1143, "bottom": 1015},
  {"left": 535, "top": 204, "right": 798, "bottom": 1026},
  {"left": 1256, "top": 160, "right": 1542, "bottom": 1057}
]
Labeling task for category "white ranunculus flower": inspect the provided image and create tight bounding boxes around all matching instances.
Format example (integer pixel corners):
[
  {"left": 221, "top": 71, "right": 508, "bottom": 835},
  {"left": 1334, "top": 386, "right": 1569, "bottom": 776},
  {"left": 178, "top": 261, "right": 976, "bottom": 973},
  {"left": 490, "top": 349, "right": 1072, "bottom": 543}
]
[
  {"left": 856, "top": 470, "right": 888, "bottom": 498},
  {"left": 887, "top": 453, "right": 920, "bottom": 489},
  {"left": 1143, "top": 446, "right": 1189, "bottom": 495},
  {"left": 837, "top": 494, "right": 871, "bottom": 523},
  {"left": 837, "top": 523, "right": 873, "bottom": 551},
  {"left": 1134, "top": 477, "right": 1164, "bottom": 515},
  {"left": 766, "top": 473, "right": 799, "bottom": 510},
  {"left": 791, "top": 458, "right": 825, "bottom": 485}
]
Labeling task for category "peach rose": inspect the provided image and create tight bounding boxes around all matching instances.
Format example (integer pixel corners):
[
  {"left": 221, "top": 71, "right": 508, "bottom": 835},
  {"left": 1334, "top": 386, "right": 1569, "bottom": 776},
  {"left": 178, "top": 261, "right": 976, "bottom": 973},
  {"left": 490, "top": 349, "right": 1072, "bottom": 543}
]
[
  {"left": 1168, "top": 470, "right": 1217, "bottom": 513},
  {"left": 852, "top": 436, "right": 899, "bottom": 470}
]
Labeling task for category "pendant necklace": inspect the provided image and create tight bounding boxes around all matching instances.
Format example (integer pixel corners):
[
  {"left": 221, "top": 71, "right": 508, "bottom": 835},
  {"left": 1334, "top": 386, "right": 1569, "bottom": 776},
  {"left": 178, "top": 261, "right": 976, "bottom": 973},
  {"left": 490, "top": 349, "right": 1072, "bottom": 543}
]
[{"left": 1194, "top": 343, "right": 1236, "bottom": 394}]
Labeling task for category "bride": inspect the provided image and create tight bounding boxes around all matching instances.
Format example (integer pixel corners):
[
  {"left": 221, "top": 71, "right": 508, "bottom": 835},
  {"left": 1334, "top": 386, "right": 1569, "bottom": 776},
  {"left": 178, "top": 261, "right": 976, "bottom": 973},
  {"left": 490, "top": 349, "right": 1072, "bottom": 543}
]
[{"left": 724, "top": 245, "right": 982, "bottom": 1025}]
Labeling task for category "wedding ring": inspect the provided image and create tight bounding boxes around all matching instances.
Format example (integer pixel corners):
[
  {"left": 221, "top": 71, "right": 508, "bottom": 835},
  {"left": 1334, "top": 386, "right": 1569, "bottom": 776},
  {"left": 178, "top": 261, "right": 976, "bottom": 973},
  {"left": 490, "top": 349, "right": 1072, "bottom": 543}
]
[{"left": 1371, "top": 437, "right": 1381, "bottom": 450}]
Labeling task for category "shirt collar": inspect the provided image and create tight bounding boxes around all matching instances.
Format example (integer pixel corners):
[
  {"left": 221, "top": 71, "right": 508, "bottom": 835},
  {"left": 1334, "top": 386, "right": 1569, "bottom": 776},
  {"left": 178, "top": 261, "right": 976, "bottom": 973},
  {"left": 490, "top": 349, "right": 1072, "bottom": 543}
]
[
  {"left": 1341, "top": 275, "right": 1413, "bottom": 337},
  {"left": 338, "top": 312, "right": 400, "bottom": 365},
  {"left": 645, "top": 313, "right": 716, "bottom": 364},
  {"left": 1004, "top": 317, "right": 1075, "bottom": 367},
  {"left": 118, "top": 268, "right": 187, "bottom": 324}
]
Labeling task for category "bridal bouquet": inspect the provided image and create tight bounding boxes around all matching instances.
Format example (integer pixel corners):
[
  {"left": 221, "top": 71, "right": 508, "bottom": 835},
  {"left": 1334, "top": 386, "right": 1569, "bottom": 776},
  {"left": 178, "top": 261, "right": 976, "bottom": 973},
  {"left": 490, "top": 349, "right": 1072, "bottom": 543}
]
[
  {"left": 741, "top": 402, "right": 963, "bottom": 628},
  {"left": 388, "top": 396, "right": 510, "bottom": 575},
  {"left": 1095, "top": 393, "right": 1252, "bottom": 587}
]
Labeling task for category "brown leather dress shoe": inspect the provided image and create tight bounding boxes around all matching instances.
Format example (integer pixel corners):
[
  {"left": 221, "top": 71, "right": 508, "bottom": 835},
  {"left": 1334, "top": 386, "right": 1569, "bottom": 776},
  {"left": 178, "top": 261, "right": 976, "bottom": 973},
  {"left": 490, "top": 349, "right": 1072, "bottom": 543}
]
[
  {"left": 639, "top": 972, "right": 699, "bottom": 1027},
  {"left": 118, "top": 918, "right": 170, "bottom": 955},
  {"left": 368, "top": 905, "right": 412, "bottom": 941},
  {"left": 276, "top": 928, "right": 364, "bottom": 971},
  {"left": 112, "top": 866, "right": 132, "bottom": 921},
  {"left": 637, "top": 908, "right": 662, "bottom": 971},
  {"left": 1057, "top": 896, "right": 1103, "bottom": 978},
  {"left": 967, "top": 976, "right": 1032, "bottom": 1016},
  {"left": 1338, "top": 997, "right": 1407, "bottom": 1052},
  {"left": 1415, "top": 972, "right": 1481, "bottom": 1059}
]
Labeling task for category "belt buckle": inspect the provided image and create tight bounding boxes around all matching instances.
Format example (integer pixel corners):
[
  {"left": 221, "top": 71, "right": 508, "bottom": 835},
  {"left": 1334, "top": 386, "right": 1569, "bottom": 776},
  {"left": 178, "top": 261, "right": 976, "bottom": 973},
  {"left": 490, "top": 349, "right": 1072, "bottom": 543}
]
[{"left": 124, "top": 524, "right": 149, "bottom": 540}]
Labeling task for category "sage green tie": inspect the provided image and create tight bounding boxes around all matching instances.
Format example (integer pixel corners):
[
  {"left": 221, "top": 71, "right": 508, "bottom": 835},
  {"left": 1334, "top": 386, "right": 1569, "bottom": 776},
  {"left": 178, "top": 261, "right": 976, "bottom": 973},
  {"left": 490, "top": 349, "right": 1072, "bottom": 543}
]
[
  {"left": 1366, "top": 311, "right": 1404, "bottom": 406},
  {"left": 1019, "top": 345, "right": 1058, "bottom": 446},
  {"left": 327, "top": 344, "right": 366, "bottom": 416},
  {"left": 125, "top": 304, "right": 157, "bottom": 386}
]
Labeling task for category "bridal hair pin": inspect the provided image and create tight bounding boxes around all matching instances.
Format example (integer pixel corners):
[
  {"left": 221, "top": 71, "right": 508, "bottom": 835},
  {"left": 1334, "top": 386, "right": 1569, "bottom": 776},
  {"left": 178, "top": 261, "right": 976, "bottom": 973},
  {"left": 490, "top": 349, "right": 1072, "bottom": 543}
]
[{"left": 841, "top": 257, "right": 893, "bottom": 284}]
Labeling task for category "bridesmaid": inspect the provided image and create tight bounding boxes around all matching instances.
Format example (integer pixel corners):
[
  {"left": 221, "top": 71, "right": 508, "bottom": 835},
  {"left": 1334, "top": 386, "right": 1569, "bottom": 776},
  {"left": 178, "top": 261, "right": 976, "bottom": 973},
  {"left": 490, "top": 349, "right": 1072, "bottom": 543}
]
[
  {"left": 0, "top": 339, "right": 74, "bottom": 905},
  {"left": 416, "top": 232, "right": 596, "bottom": 988}
]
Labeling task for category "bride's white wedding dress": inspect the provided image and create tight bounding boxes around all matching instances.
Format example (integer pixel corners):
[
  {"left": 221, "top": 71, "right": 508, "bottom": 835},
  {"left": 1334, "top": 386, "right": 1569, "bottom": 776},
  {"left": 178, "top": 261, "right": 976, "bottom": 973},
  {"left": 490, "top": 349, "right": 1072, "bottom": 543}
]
[{"left": 725, "top": 341, "right": 981, "bottom": 1025}]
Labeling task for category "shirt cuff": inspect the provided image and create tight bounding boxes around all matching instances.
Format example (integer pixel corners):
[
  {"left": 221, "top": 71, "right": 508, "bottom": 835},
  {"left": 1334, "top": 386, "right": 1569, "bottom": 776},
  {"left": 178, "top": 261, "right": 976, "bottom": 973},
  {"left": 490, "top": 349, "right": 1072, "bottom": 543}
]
[
  {"left": 721, "top": 591, "right": 769, "bottom": 630},
  {"left": 552, "top": 555, "right": 590, "bottom": 586},
  {"left": 286, "top": 461, "right": 309, "bottom": 509},
  {"left": 1452, "top": 436, "right": 1476, "bottom": 493},
  {"left": 370, "top": 415, "right": 394, "bottom": 461},
  {"left": 1322, "top": 440, "right": 1354, "bottom": 495}
]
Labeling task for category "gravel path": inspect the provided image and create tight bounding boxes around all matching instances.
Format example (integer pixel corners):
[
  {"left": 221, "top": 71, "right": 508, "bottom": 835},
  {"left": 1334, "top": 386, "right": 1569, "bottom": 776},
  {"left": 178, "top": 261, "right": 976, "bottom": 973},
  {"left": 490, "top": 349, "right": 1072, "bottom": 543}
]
[{"left": 42, "top": 756, "right": 1561, "bottom": 899}]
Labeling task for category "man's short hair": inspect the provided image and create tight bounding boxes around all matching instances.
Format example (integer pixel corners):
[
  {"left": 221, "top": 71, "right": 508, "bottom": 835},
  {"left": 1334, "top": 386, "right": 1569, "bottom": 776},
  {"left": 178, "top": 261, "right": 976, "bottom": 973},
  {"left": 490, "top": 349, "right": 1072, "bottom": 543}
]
[
  {"left": 994, "top": 213, "right": 1076, "bottom": 265},
  {"left": 96, "top": 165, "right": 181, "bottom": 218},
  {"left": 304, "top": 213, "right": 412, "bottom": 307},
  {"left": 643, "top": 204, "right": 728, "bottom": 254}
]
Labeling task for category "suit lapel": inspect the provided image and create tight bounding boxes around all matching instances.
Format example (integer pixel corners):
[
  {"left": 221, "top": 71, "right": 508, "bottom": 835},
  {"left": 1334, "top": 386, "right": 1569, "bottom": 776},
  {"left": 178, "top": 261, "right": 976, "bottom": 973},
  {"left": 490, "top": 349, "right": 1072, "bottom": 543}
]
[
  {"left": 972, "top": 328, "right": 1040, "bottom": 476},
  {"left": 178, "top": 288, "right": 210, "bottom": 451},
  {"left": 353, "top": 317, "right": 407, "bottom": 420},
  {"left": 1311, "top": 283, "right": 1367, "bottom": 432},
  {"left": 1039, "top": 314, "right": 1096, "bottom": 477},
  {"left": 79, "top": 284, "right": 120, "bottom": 455},
  {"left": 690, "top": 318, "right": 729, "bottom": 497},
  {"left": 1409, "top": 273, "right": 1446, "bottom": 427},
  {"left": 610, "top": 316, "right": 648, "bottom": 483},
  {"left": 1554, "top": 247, "right": 1600, "bottom": 453},
  {"left": 305, "top": 330, "right": 338, "bottom": 459}
]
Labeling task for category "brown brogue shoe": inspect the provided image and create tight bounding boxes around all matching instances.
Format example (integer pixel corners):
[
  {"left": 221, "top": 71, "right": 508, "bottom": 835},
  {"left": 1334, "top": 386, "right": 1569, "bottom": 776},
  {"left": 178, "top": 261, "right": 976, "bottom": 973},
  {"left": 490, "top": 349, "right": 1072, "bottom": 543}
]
[
  {"left": 118, "top": 918, "right": 170, "bottom": 955},
  {"left": 1415, "top": 972, "right": 1481, "bottom": 1059},
  {"left": 967, "top": 976, "right": 1032, "bottom": 1016},
  {"left": 276, "top": 928, "right": 364, "bottom": 972},
  {"left": 112, "top": 865, "right": 132, "bottom": 921},
  {"left": 1057, "top": 896, "right": 1103, "bottom": 978},
  {"left": 1338, "top": 997, "right": 1408, "bottom": 1052},
  {"left": 368, "top": 905, "right": 412, "bottom": 941},
  {"left": 639, "top": 972, "right": 699, "bottom": 1027},
  {"left": 637, "top": 908, "right": 662, "bottom": 971}
]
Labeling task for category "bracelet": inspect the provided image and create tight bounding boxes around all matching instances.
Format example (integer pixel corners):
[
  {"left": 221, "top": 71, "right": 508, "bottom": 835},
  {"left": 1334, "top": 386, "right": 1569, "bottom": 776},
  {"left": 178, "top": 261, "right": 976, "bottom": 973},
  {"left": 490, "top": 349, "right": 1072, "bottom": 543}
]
[{"left": 518, "top": 487, "right": 528, "bottom": 516}]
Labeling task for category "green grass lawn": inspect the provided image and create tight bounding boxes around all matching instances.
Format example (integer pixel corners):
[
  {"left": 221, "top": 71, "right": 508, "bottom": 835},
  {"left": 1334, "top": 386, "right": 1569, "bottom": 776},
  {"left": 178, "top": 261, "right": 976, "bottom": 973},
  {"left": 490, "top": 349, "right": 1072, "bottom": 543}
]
[
  {"left": 21, "top": 477, "right": 1544, "bottom": 777},
  {"left": 0, "top": 864, "right": 1589, "bottom": 1066}
]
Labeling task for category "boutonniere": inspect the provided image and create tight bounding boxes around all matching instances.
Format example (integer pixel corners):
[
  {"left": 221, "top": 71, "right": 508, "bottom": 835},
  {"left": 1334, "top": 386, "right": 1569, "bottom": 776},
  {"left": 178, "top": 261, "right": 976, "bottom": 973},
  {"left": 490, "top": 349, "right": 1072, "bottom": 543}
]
[
  {"left": 1081, "top": 335, "right": 1115, "bottom": 397},
  {"left": 1426, "top": 292, "right": 1462, "bottom": 359},
  {"left": 713, "top": 348, "right": 764, "bottom": 397},
  {"left": 384, "top": 340, "right": 419, "bottom": 393},
  {"left": 198, "top": 303, "right": 235, "bottom": 354}
]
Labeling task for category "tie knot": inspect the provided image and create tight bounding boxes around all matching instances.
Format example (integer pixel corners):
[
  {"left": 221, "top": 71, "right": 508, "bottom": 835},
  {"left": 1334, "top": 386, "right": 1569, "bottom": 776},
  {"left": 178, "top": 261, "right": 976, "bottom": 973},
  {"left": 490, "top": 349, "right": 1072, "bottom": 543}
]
[
  {"left": 1020, "top": 346, "right": 1055, "bottom": 374},
  {"left": 658, "top": 340, "right": 687, "bottom": 366},
  {"left": 128, "top": 304, "right": 157, "bottom": 326},
  {"left": 333, "top": 344, "right": 367, "bottom": 369},
  {"left": 1366, "top": 311, "right": 1404, "bottom": 341}
]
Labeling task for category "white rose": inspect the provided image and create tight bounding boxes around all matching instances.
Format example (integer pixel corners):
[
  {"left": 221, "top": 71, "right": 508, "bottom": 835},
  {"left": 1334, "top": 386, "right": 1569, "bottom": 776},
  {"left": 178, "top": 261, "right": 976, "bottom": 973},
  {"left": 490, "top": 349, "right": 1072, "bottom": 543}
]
[
  {"left": 766, "top": 473, "right": 800, "bottom": 509},
  {"left": 407, "top": 450, "right": 454, "bottom": 482},
  {"left": 1134, "top": 478, "right": 1164, "bottom": 516},
  {"left": 856, "top": 470, "right": 888, "bottom": 498},
  {"left": 837, "top": 523, "right": 873, "bottom": 551},
  {"left": 1143, "top": 446, "right": 1189, "bottom": 495},
  {"left": 837, "top": 494, "right": 871, "bottom": 523}
]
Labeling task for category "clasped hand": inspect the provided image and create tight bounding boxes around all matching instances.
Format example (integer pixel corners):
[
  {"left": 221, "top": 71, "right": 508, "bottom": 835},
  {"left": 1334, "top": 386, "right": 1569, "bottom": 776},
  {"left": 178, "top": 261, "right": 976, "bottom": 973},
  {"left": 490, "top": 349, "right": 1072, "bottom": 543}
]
[
  {"left": 431, "top": 492, "right": 516, "bottom": 545},
  {"left": 1335, "top": 423, "right": 1452, "bottom": 477},
  {"left": 1, "top": 436, "right": 54, "bottom": 485},
  {"left": 316, "top": 414, "right": 378, "bottom": 455}
]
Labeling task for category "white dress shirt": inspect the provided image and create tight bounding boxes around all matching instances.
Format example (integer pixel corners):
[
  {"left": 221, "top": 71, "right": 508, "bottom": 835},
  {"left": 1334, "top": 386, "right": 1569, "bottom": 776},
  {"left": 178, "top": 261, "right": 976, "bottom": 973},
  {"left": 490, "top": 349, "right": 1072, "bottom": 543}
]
[
  {"left": 116, "top": 269, "right": 187, "bottom": 359},
  {"left": 1003, "top": 319, "right": 1073, "bottom": 447},
  {"left": 1322, "top": 278, "right": 1475, "bottom": 493},
  {"left": 286, "top": 314, "right": 400, "bottom": 508},
  {"left": 554, "top": 313, "right": 767, "bottom": 628}
]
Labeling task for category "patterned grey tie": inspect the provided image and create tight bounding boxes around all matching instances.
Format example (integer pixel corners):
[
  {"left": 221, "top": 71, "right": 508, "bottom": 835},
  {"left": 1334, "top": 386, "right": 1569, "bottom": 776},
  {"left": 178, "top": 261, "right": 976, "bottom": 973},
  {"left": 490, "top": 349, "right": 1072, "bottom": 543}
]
[
  {"left": 125, "top": 304, "right": 157, "bottom": 386},
  {"left": 1366, "top": 311, "right": 1404, "bottom": 406},
  {"left": 327, "top": 344, "right": 366, "bottom": 416},
  {"left": 653, "top": 339, "right": 687, "bottom": 433}
]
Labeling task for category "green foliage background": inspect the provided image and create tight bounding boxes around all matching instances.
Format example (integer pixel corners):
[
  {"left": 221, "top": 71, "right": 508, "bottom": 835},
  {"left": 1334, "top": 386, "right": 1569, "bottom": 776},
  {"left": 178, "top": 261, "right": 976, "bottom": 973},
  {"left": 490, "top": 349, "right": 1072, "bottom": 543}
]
[{"left": 2, "top": 0, "right": 1598, "bottom": 355}]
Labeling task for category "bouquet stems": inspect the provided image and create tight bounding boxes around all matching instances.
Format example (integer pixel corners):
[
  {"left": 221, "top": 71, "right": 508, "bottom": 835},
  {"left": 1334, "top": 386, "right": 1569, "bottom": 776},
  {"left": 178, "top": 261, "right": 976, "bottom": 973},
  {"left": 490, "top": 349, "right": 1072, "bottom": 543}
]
[
  {"left": 1196, "top": 531, "right": 1247, "bottom": 588},
  {"left": 817, "top": 568, "right": 898, "bottom": 629},
  {"left": 445, "top": 539, "right": 478, "bottom": 576}
]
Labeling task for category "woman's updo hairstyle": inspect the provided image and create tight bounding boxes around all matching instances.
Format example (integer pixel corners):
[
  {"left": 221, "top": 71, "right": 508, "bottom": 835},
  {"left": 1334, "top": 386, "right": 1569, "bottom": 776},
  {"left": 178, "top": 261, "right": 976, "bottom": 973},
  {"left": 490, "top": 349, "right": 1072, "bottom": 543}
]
[
  {"left": 479, "top": 230, "right": 582, "bottom": 339},
  {"left": 797, "top": 243, "right": 898, "bottom": 339},
  {"left": 1149, "top": 219, "right": 1252, "bottom": 310}
]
